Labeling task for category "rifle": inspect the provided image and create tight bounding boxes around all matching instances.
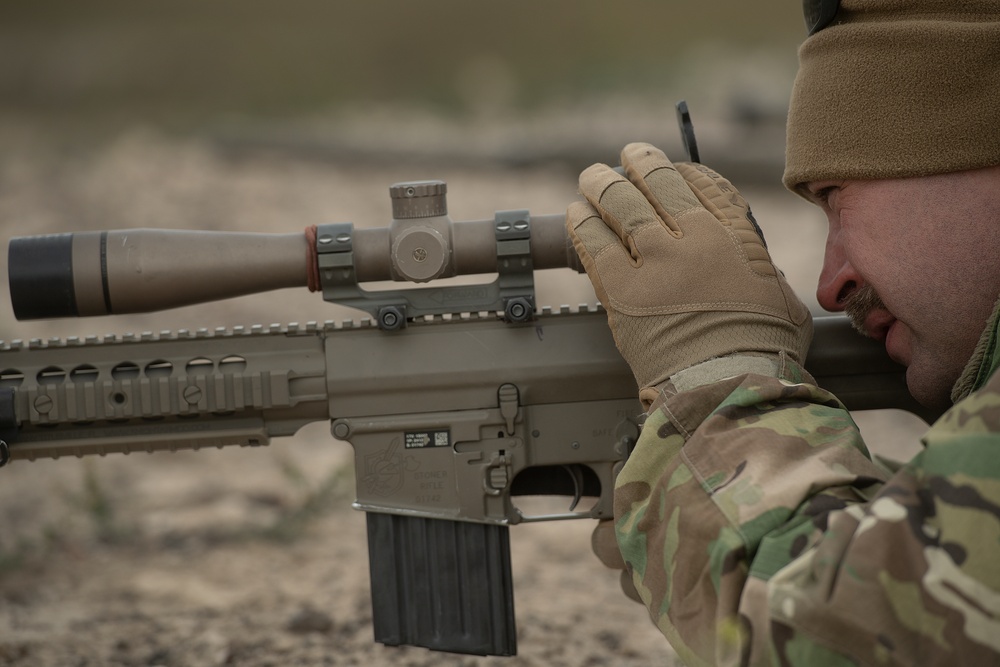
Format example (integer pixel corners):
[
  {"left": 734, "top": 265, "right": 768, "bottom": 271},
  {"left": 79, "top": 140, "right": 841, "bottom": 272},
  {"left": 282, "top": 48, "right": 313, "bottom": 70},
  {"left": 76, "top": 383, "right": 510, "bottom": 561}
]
[{"left": 0, "top": 175, "right": 932, "bottom": 657}]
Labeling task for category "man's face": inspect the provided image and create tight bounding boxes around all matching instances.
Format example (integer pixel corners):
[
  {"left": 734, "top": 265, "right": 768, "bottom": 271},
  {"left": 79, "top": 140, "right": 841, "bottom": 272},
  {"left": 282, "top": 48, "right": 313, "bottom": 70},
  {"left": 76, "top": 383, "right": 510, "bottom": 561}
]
[{"left": 806, "top": 168, "right": 1000, "bottom": 409}]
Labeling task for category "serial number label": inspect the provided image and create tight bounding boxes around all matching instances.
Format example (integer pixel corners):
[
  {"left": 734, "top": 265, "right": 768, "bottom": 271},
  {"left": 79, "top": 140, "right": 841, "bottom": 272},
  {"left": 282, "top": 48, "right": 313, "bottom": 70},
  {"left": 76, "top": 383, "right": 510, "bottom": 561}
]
[{"left": 404, "top": 429, "right": 450, "bottom": 449}]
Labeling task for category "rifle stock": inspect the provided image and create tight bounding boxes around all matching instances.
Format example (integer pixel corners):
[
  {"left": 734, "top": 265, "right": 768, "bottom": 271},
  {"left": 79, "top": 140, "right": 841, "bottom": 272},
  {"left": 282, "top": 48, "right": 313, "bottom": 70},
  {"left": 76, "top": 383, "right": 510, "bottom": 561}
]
[{"left": 1, "top": 179, "right": 932, "bottom": 656}]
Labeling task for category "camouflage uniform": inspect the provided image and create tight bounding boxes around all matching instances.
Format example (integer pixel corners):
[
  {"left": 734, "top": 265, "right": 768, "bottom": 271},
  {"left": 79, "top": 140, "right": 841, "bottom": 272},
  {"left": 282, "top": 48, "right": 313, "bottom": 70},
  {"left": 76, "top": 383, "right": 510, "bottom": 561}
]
[{"left": 615, "top": 298, "right": 1000, "bottom": 666}]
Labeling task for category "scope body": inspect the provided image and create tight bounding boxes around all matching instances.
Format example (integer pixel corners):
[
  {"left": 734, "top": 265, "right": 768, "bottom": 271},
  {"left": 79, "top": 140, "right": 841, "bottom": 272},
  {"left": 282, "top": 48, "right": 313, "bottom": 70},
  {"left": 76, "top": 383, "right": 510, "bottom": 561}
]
[{"left": 8, "top": 178, "right": 577, "bottom": 321}]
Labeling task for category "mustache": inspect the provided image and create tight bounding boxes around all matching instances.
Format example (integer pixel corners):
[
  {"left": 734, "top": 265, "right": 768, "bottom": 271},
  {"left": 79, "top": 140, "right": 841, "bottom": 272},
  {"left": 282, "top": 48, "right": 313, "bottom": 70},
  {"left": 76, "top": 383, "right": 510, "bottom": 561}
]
[{"left": 844, "top": 284, "right": 887, "bottom": 337}]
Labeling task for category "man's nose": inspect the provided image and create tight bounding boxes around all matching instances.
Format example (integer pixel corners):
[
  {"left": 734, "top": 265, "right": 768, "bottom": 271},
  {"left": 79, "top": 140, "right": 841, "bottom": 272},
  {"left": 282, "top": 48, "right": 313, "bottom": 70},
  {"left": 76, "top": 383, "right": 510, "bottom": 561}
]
[{"left": 816, "top": 232, "right": 862, "bottom": 312}]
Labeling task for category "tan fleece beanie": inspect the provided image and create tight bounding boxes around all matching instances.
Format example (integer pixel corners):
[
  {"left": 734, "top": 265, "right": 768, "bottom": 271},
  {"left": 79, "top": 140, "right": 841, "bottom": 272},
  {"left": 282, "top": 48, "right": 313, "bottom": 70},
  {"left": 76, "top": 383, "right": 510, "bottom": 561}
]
[{"left": 784, "top": 0, "right": 1000, "bottom": 197}]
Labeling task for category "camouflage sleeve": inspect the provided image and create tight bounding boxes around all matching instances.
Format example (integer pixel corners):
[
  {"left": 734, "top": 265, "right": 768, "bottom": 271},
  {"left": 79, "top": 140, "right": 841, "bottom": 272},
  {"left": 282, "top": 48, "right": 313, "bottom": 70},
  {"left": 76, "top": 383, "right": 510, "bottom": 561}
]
[{"left": 615, "top": 363, "right": 1000, "bottom": 666}]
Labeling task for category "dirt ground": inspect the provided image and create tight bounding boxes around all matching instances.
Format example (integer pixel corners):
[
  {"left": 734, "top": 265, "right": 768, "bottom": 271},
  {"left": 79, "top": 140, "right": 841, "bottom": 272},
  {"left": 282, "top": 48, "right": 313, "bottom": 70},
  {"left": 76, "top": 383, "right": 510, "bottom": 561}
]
[{"left": 0, "top": 123, "right": 930, "bottom": 666}]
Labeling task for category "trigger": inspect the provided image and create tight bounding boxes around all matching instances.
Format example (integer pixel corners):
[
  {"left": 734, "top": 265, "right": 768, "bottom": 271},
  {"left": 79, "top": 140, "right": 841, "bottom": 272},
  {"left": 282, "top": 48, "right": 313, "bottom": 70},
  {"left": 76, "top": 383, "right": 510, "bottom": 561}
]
[{"left": 564, "top": 464, "right": 585, "bottom": 512}]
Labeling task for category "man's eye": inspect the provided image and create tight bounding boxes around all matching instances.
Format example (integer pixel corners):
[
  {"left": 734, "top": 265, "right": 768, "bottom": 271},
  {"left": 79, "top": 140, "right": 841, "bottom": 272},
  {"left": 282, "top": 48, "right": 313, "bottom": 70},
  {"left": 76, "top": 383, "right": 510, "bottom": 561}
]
[{"left": 815, "top": 186, "right": 836, "bottom": 205}]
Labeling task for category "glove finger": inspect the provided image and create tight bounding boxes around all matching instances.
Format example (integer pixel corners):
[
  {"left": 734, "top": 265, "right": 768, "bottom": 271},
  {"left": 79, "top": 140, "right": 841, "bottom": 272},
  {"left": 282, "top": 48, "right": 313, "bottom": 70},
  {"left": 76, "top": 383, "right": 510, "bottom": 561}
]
[
  {"left": 578, "top": 163, "right": 664, "bottom": 262},
  {"left": 619, "top": 570, "right": 643, "bottom": 604},
  {"left": 566, "top": 200, "right": 627, "bottom": 309},
  {"left": 591, "top": 519, "right": 626, "bottom": 570},
  {"left": 619, "top": 143, "right": 701, "bottom": 232},
  {"left": 675, "top": 162, "right": 774, "bottom": 277},
  {"left": 566, "top": 200, "right": 625, "bottom": 259}
]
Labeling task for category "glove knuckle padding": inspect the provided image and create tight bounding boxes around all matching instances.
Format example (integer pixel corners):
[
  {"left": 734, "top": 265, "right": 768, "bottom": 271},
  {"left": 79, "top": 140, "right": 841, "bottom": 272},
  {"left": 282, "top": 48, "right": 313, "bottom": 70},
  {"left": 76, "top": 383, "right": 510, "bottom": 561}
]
[{"left": 675, "top": 162, "right": 776, "bottom": 276}]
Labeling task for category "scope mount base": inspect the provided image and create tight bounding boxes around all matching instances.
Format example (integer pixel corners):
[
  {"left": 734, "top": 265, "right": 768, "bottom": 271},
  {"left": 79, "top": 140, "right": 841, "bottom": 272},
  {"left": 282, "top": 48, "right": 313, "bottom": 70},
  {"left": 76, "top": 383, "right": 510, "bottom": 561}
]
[{"left": 316, "top": 211, "right": 535, "bottom": 330}]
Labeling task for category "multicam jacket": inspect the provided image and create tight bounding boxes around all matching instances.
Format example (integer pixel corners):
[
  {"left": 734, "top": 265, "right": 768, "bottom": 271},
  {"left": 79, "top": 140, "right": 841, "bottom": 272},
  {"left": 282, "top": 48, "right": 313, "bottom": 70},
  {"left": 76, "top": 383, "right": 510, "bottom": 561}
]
[{"left": 615, "top": 300, "right": 1000, "bottom": 666}]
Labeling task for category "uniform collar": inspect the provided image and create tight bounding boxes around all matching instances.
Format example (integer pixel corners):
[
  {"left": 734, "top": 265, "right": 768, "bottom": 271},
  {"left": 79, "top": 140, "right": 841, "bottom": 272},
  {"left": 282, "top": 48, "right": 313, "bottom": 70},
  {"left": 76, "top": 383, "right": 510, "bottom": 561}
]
[{"left": 951, "top": 294, "right": 1000, "bottom": 403}]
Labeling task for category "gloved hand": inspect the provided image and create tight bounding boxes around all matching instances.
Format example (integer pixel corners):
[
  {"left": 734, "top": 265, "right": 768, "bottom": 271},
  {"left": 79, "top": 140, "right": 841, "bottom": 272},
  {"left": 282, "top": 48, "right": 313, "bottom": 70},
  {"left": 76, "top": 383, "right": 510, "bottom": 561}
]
[
  {"left": 566, "top": 143, "right": 812, "bottom": 408},
  {"left": 591, "top": 519, "right": 642, "bottom": 604}
]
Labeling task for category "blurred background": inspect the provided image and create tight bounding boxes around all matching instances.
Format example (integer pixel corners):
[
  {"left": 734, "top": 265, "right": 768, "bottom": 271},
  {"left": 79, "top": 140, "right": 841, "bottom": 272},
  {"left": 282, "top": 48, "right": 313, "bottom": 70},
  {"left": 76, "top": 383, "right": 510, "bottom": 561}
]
[
  {"left": 0, "top": 0, "right": 816, "bottom": 336},
  {"left": 0, "top": 1, "right": 803, "bottom": 173},
  {"left": 0, "top": 5, "right": 930, "bottom": 667}
]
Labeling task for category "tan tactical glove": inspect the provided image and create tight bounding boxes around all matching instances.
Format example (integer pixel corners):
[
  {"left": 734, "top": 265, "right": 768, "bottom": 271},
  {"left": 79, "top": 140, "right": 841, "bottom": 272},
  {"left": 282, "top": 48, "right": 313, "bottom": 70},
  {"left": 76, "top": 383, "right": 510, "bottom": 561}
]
[
  {"left": 591, "top": 519, "right": 642, "bottom": 604},
  {"left": 567, "top": 143, "right": 812, "bottom": 409}
]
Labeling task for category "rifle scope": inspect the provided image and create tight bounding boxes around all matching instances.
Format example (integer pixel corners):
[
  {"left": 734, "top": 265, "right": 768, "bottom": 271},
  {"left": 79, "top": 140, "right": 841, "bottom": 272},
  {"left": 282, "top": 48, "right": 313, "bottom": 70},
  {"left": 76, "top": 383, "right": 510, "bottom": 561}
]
[{"left": 8, "top": 180, "right": 580, "bottom": 321}]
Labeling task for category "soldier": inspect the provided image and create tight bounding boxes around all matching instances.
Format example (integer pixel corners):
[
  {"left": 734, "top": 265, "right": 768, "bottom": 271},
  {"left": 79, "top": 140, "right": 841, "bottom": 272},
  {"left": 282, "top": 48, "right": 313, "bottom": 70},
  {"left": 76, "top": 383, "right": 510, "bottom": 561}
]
[{"left": 574, "top": 1, "right": 1000, "bottom": 664}]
